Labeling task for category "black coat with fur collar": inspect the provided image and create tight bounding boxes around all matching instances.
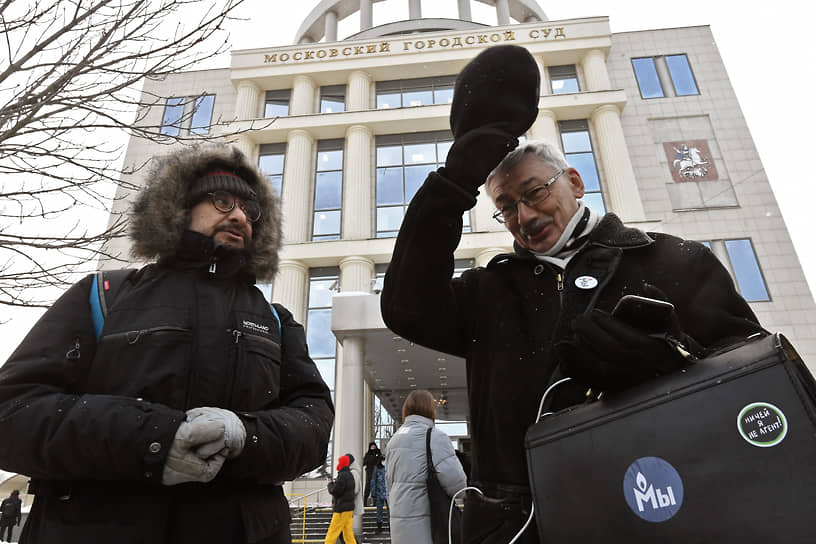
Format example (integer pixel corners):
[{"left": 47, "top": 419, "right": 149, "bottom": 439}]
[
  {"left": 382, "top": 170, "right": 763, "bottom": 490},
  {"left": 0, "top": 144, "right": 333, "bottom": 544}
]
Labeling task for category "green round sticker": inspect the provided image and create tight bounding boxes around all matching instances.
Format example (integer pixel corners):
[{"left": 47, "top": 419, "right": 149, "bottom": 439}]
[{"left": 737, "top": 402, "right": 787, "bottom": 447}]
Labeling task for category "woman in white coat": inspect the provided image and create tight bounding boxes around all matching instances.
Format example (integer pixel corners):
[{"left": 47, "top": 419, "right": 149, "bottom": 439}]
[{"left": 385, "top": 390, "right": 467, "bottom": 543}]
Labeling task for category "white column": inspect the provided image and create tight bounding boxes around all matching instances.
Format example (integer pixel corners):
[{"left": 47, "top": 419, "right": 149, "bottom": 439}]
[
  {"left": 344, "top": 125, "right": 373, "bottom": 240},
  {"left": 291, "top": 75, "right": 316, "bottom": 116},
  {"left": 347, "top": 70, "right": 372, "bottom": 112},
  {"left": 475, "top": 248, "right": 508, "bottom": 267},
  {"left": 274, "top": 260, "right": 308, "bottom": 323},
  {"left": 325, "top": 10, "right": 338, "bottom": 42},
  {"left": 281, "top": 129, "right": 315, "bottom": 243},
  {"left": 333, "top": 336, "right": 365, "bottom": 472},
  {"left": 408, "top": 0, "right": 421, "bottom": 18},
  {"left": 457, "top": 0, "right": 472, "bottom": 21},
  {"left": 360, "top": 0, "right": 373, "bottom": 30},
  {"left": 591, "top": 105, "right": 646, "bottom": 221},
  {"left": 582, "top": 49, "right": 611, "bottom": 91},
  {"left": 235, "top": 81, "right": 260, "bottom": 120},
  {"left": 530, "top": 109, "right": 559, "bottom": 144},
  {"left": 496, "top": 0, "right": 510, "bottom": 25},
  {"left": 654, "top": 56, "right": 675, "bottom": 97},
  {"left": 339, "top": 255, "right": 375, "bottom": 292},
  {"left": 231, "top": 135, "right": 256, "bottom": 164}
]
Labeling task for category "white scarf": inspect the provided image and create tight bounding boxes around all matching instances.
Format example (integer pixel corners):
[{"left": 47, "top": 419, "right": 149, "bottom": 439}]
[{"left": 531, "top": 201, "right": 601, "bottom": 269}]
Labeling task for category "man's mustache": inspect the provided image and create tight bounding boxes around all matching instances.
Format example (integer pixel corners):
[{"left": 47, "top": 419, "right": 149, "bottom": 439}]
[{"left": 519, "top": 217, "right": 551, "bottom": 237}]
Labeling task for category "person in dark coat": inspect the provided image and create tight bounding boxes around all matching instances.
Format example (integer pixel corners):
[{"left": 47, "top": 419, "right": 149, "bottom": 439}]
[
  {"left": 0, "top": 143, "right": 334, "bottom": 544},
  {"left": 380, "top": 45, "right": 765, "bottom": 544},
  {"left": 362, "top": 441, "right": 382, "bottom": 505},
  {"left": 369, "top": 459, "right": 388, "bottom": 533},
  {"left": 0, "top": 490, "right": 22, "bottom": 542},
  {"left": 325, "top": 455, "right": 357, "bottom": 544}
]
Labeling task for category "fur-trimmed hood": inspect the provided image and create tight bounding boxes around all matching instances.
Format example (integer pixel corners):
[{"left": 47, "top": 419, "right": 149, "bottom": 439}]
[{"left": 129, "top": 143, "right": 282, "bottom": 281}]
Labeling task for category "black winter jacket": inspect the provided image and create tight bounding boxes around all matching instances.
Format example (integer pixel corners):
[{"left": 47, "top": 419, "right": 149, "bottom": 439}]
[
  {"left": 0, "top": 256, "right": 334, "bottom": 544},
  {"left": 381, "top": 171, "right": 763, "bottom": 541},
  {"left": 327, "top": 467, "right": 356, "bottom": 513}
]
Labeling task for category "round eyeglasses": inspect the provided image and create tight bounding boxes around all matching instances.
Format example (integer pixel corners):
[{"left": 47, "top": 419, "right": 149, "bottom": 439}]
[
  {"left": 492, "top": 169, "right": 565, "bottom": 224},
  {"left": 208, "top": 190, "right": 261, "bottom": 222}
]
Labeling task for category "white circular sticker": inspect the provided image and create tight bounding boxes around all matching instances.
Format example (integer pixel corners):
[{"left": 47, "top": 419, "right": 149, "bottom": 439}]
[
  {"left": 737, "top": 402, "right": 788, "bottom": 447},
  {"left": 574, "top": 276, "right": 598, "bottom": 289}
]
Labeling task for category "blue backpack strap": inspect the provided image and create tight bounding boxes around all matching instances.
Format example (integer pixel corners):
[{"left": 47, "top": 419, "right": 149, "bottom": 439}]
[
  {"left": 89, "top": 273, "right": 105, "bottom": 340},
  {"left": 89, "top": 269, "right": 136, "bottom": 341},
  {"left": 270, "top": 303, "right": 282, "bottom": 339}
]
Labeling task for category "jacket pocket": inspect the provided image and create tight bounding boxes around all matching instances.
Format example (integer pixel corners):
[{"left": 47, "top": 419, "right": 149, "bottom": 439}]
[
  {"left": 87, "top": 326, "right": 192, "bottom": 407},
  {"left": 230, "top": 333, "right": 282, "bottom": 411}
]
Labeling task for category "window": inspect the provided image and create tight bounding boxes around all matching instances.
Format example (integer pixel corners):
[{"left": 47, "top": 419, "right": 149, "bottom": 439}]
[
  {"left": 698, "top": 239, "right": 770, "bottom": 302},
  {"left": 724, "top": 239, "right": 770, "bottom": 302},
  {"left": 376, "top": 76, "right": 456, "bottom": 109},
  {"left": 264, "top": 90, "right": 290, "bottom": 117},
  {"left": 632, "top": 58, "right": 664, "bottom": 99},
  {"left": 190, "top": 94, "right": 215, "bottom": 135},
  {"left": 306, "top": 267, "right": 339, "bottom": 477},
  {"left": 549, "top": 65, "right": 579, "bottom": 94},
  {"left": 258, "top": 144, "right": 286, "bottom": 197},
  {"left": 632, "top": 54, "right": 700, "bottom": 99},
  {"left": 160, "top": 97, "right": 185, "bottom": 136},
  {"left": 313, "top": 140, "right": 343, "bottom": 241},
  {"left": 160, "top": 94, "right": 215, "bottom": 136},
  {"left": 320, "top": 85, "right": 346, "bottom": 113},
  {"left": 559, "top": 120, "right": 605, "bottom": 215},
  {"left": 665, "top": 54, "right": 699, "bottom": 96},
  {"left": 375, "top": 131, "right": 470, "bottom": 238}
]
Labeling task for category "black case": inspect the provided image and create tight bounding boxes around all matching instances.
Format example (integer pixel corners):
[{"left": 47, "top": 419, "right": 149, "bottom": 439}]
[{"left": 525, "top": 333, "right": 816, "bottom": 543}]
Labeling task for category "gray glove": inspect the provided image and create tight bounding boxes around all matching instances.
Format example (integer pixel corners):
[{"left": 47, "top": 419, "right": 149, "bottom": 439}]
[
  {"left": 186, "top": 406, "right": 247, "bottom": 458},
  {"left": 161, "top": 417, "right": 227, "bottom": 486}
]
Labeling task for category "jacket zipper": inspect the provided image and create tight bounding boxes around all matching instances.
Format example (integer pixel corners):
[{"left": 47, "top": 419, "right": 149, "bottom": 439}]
[
  {"left": 556, "top": 272, "right": 564, "bottom": 308},
  {"left": 104, "top": 326, "right": 190, "bottom": 345},
  {"left": 225, "top": 329, "right": 243, "bottom": 406},
  {"left": 66, "top": 337, "right": 81, "bottom": 360}
]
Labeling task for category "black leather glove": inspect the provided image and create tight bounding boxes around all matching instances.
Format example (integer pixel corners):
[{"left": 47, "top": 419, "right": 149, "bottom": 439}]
[
  {"left": 556, "top": 291, "right": 699, "bottom": 392},
  {"left": 442, "top": 45, "right": 540, "bottom": 191}
]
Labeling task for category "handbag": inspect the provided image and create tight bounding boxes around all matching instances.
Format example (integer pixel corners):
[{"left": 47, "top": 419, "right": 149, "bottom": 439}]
[
  {"left": 427, "top": 427, "right": 463, "bottom": 544},
  {"left": 525, "top": 333, "right": 816, "bottom": 542}
]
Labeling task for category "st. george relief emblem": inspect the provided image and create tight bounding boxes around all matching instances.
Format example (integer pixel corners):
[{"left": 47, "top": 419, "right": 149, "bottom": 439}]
[{"left": 662, "top": 139, "right": 719, "bottom": 182}]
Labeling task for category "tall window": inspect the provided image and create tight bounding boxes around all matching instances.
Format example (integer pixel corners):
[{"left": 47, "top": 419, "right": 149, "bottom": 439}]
[
  {"left": 264, "top": 90, "right": 290, "bottom": 117},
  {"left": 313, "top": 140, "right": 343, "bottom": 241},
  {"left": 306, "top": 267, "right": 339, "bottom": 477},
  {"left": 190, "top": 95, "right": 215, "bottom": 135},
  {"left": 665, "top": 54, "right": 699, "bottom": 96},
  {"left": 549, "top": 65, "right": 579, "bottom": 94},
  {"left": 160, "top": 97, "right": 185, "bottom": 136},
  {"left": 258, "top": 144, "right": 286, "bottom": 197},
  {"left": 376, "top": 131, "right": 470, "bottom": 238},
  {"left": 725, "top": 239, "right": 770, "bottom": 302},
  {"left": 320, "top": 85, "right": 346, "bottom": 113},
  {"left": 699, "top": 239, "right": 770, "bottom": 302},
  {"left": 559, "top": 120, "right": 605, "bottom": 215},
  {"left": 376, "top": 76, "right": 455, "bottom": 109},
  {"left": 160, "top": 95, "right": 215, "bottom": 136},
  {"left": 632, "top": 54, "right": 699, "bottom": 99}
]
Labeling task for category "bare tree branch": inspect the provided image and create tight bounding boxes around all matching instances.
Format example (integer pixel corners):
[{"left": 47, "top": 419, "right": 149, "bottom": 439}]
[{"left": 0, "top": 0, "right": 257, "bottom": 308}]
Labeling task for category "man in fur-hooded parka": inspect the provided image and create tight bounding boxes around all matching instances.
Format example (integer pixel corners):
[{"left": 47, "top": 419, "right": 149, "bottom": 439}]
[{"left": 0, "top": 143, "right": 334, "bottom": 544}]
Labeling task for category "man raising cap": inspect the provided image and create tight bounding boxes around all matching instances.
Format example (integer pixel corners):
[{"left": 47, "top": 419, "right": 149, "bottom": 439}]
[
  {"left": 381, "top": 44, "right": 764, "bottom": 543},
  {"left": 0, "top": 143, "right": 334, "bottom": 544}
]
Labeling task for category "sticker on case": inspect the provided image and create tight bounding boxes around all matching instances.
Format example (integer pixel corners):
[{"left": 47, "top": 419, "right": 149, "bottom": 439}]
[{"left": 737, "top": 402, "right": 788, "bottom": 447}]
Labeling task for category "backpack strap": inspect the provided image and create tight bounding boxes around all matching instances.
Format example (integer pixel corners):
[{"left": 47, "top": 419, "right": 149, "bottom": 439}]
[
  {"left": 90, "top": 269, "right": 136, "bottom": 341},
  {"left": 269, "top": 302, "right": 282, "bottom": 340}
]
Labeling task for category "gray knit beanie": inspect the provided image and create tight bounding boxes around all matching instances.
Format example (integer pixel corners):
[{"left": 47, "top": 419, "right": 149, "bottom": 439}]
[{"left": 185, "top": 170, "right": 257, "bottom": 206}]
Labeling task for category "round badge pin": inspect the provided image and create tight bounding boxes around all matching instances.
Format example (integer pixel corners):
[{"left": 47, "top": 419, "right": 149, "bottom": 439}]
[{"left": 574, "top": 276, "right": 598, "bottom": 289}]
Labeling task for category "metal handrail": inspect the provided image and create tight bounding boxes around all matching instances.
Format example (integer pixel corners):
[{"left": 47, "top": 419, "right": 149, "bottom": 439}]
[{"left": 286, "top": 493, "right": 307, "bottom": 543}]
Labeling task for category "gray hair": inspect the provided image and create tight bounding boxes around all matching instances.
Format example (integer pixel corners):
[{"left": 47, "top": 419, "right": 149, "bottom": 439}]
[{"left": 487, "top": 139, "right": 569, "bottom": 184}]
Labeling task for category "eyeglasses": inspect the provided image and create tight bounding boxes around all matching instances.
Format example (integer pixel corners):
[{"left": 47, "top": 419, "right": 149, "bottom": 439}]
[
  {"left": 492, "top": 169, "right": 565, "bottom": 224},
  {"left": 208, "top": 190, "right": 261, "bottom": 222}
]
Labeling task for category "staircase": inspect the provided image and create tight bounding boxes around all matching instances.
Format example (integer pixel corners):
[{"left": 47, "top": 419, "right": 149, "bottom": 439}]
[{"left": 290, "top": 505, "right": 391, "bottom": 544}]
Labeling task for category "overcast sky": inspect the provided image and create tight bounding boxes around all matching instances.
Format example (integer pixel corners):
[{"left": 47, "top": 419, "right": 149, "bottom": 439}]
[{"left": 1, "top": 0, "right": 814, "bottom": 362}]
